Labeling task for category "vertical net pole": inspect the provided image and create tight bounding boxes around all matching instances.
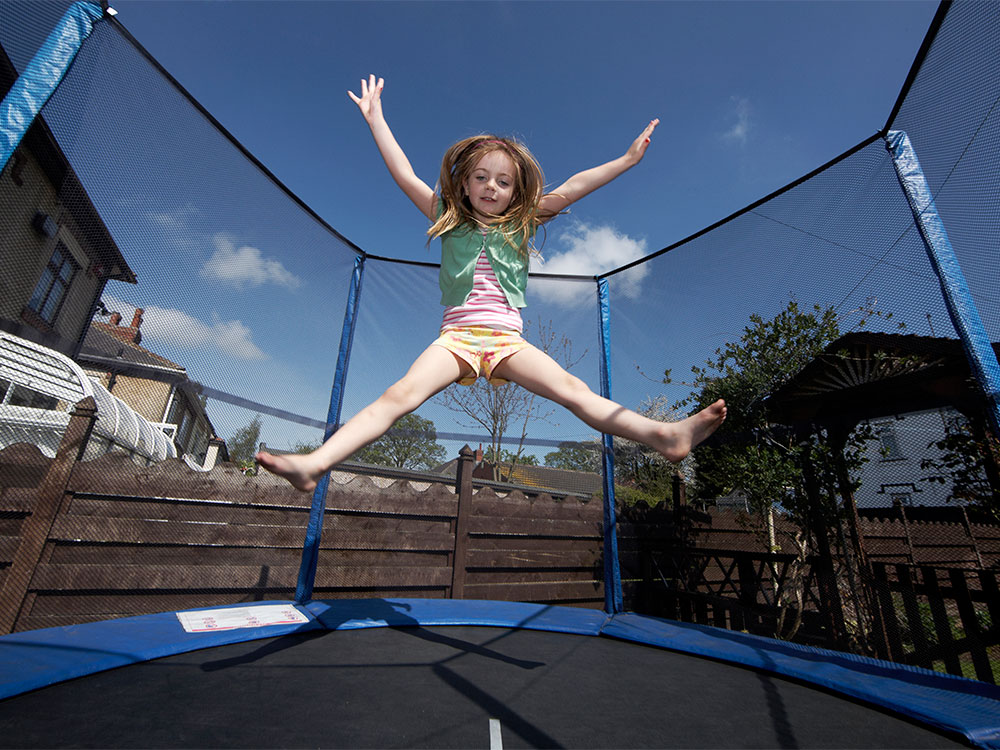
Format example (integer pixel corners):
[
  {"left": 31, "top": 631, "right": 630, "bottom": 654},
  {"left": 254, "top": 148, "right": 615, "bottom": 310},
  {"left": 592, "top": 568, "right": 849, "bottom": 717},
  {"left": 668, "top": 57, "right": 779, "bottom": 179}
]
[
  {"left": 295, "top": 254, "right": 366, "bottom": 603},
  {"left": 886, "top": 130, "right": 1000, "bottom": 436},
  {"left": 0, "top": 1, "right": 104, "bottom": 171},
  {"left": 597, "top": 278, "right": 624, "bottom": 614}
]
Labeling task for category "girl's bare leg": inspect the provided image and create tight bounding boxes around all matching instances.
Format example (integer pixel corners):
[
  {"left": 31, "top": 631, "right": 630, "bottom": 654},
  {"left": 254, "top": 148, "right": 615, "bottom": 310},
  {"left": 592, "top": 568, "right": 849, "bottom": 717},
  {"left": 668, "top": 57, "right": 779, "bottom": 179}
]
[
  {"left": 491, "top": 346, "right": 726, "bottom": 463},
  {"left": 256, "top": 345, "right": 469, "bottom": 491}
]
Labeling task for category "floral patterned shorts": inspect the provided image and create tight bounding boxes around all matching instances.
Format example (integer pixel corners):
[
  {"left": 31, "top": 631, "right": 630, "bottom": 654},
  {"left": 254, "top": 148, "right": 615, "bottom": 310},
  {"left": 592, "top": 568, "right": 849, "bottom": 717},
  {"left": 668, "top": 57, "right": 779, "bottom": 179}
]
[{"left": 431, "top": 327, "right": 533, "bottom": 386}]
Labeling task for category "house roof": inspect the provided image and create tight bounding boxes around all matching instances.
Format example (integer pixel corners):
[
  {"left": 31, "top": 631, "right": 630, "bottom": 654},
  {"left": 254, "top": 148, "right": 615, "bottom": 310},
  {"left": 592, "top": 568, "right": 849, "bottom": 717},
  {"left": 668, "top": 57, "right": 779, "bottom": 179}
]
[
  {"left": 78, "top": 320, "right": 220, "bottom": 441},
  {"left": 78, "top": 321, "right": 186, "bottom": 381},
  {"left": 475, "top": 461, "right": 602, "bottom": 497},
  {"left": 765, "top": 331, "right": 999, "bottom": 427}
]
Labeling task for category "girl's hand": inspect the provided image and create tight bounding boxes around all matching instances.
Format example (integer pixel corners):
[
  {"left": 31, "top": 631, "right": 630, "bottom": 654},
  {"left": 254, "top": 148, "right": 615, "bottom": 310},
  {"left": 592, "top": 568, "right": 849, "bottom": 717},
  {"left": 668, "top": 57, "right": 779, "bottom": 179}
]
[
  {"left": 348, "top": 74, "right": 384, "bottom": 126},
  {"left": 626, "top": 118, "right": 659, "bottom": 165}
]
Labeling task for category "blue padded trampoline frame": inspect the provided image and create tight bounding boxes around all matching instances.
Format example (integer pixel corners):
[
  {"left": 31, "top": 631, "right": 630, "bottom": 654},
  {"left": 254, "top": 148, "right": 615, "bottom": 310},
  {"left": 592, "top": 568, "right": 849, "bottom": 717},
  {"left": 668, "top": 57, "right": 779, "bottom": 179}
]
[{"left": 1, "top": 598, "right": 1000, "bottom": 748}]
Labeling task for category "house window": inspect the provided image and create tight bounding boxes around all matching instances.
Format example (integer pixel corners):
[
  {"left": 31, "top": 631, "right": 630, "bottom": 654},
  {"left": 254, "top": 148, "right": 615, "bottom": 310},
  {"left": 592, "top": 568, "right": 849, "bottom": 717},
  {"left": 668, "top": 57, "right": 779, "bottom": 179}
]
[
  {"left": 28, "top": 242, "right": 77, "bottom": 325},
  {"left": 176, "top": 410, "right": 194, "bottom": 452},
  {"left": 890, "top": 492, "right": 912, "bottom": 507},
  {"left": 876, "top": 422, "right": 905, "bottom": 460},
  {"left": 0, "top": 378, "right": 58, "bottom": 411},
  {"left": 880, "top": 483, "right": 918, "bottom": 505}
]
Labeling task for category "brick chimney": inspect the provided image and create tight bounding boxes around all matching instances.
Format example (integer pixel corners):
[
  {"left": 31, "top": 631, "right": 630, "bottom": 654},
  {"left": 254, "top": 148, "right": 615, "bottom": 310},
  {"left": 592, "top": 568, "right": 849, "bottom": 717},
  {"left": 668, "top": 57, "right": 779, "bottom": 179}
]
[
  {"left": 476, "top": 443, "right": 483, "bottom": 464},
  {"left": 126, "top": 308, "right": 144, "bottom": 344},
  {"left": 103, "top": 308, "right": 143, "bottom": 345}
]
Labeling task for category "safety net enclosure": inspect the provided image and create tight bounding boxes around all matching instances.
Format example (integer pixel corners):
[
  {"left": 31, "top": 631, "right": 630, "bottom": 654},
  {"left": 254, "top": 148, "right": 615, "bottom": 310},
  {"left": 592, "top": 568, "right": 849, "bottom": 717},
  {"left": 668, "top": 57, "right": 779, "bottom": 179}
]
[{"left": 1, "top": 0, "right": 1000, "bottom": 747}]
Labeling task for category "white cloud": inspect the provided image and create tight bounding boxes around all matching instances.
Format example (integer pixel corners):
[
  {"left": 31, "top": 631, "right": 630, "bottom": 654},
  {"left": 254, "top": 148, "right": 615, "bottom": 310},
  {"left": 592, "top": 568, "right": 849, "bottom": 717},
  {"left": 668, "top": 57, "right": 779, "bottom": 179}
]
[
  {"left": 722, "top": 96, "right": 751, "bottom": 146},
  {"left": 149, "top": 203, "right": 199, "bottom": 232},
  {"left": 102, "top": 295, "right": 267, "bottom": 361},
  {"left": 200, "top": 234, "right": 302, "bottom": 290},
  {"left": 530, "top": 223, "right": 649, "bottom": 307},
  {"left": 147, "top": 204, "right": 202, "bottom": 252}
]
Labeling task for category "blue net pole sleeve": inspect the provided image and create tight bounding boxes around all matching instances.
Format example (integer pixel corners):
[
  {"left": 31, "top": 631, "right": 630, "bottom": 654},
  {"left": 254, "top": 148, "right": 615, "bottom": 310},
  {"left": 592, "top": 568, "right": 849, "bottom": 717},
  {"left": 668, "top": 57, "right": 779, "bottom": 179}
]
[
  {"left": 0, "top": 1, "right": 104, "bottom": 171},
  {"left": 886, "top": 130, "right": 1000, "bottom": 436},
  {"left": 597, "top": 278, "right": 623, "bottom": 614},
  {"left": 295, "top": 254, "right": 366, "bottom": 603}
]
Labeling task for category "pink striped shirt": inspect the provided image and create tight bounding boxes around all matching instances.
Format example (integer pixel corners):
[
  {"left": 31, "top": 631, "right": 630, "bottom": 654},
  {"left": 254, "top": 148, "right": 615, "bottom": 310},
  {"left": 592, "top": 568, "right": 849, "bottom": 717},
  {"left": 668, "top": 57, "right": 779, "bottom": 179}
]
[{"left": 441, "top": 247, "right": 523, "bottom": 333}]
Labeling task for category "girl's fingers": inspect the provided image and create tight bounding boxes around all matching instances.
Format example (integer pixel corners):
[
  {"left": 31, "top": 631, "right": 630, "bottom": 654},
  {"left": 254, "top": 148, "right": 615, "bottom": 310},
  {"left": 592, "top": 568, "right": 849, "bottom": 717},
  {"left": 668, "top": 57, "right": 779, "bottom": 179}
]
[{"left": 357, "top": 75, "right": 384, "bottom": 100}]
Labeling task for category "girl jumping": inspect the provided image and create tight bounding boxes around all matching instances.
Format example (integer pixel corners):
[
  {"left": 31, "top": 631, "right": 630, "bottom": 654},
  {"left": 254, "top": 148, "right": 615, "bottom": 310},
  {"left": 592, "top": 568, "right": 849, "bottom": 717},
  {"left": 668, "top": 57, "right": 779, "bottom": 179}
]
[{"left": 257, "top": 75, "right": 726, "bottom": 492}]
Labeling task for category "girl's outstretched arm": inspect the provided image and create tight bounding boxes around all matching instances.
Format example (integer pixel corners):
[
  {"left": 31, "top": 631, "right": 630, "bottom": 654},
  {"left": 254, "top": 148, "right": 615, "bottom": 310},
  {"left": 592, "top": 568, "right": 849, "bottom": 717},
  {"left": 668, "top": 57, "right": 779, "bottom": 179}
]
[
  {"left": 348, "top": 74, "right": 436, "bottom": 219},
  {"left": 538, "top": 119, "right": 659, "bottom": 222}
]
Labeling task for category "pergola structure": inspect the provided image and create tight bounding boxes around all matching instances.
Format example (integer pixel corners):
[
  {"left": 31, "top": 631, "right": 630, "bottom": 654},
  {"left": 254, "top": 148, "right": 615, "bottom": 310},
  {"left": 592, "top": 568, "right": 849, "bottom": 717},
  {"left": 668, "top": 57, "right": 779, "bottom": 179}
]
[
  {"left": 766, "top": 332, "right": 1000, "bottom": 429},
  {"left": 763, "top": 331, "right": 1000, "bottom": 649},
  {"left": 765, "top": 331, "right": 1000, "bottom": 501}
]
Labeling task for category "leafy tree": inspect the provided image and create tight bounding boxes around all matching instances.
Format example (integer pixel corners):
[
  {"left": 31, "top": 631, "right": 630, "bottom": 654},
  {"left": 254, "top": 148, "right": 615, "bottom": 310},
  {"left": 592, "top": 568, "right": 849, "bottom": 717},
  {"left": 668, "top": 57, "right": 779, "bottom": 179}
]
[
  {"left": 228, "top": 415, "right": 263, "bottom": 470},
  {"left": 484, "top": 447, "right": 539, "bottom": 466},
  {"left": 545, "top": 440, "right": 601, "bottom": 472},
  {"left": 921, "top": 412, "right": 1000, "bottom": 519},
  {"left": 678, "top": 298, "right": 885, "bottom": 644},
  {"left": 663, "top": 297, "right": 921, "bottom": 647},
  {"left": 435, "top": 318, "right": 583, "bottom": 482},
  {"left": 611, "top": 395, "right": 692, "bottom": 506},
  {"left": 292, "top": 440, "right": 320, "bottom": 454},
  {"left": 351, "top": 412, "right": 447, "bottom": 470},
  {"left": 680, "top": 299, "right": 848, "bottom": 519}
]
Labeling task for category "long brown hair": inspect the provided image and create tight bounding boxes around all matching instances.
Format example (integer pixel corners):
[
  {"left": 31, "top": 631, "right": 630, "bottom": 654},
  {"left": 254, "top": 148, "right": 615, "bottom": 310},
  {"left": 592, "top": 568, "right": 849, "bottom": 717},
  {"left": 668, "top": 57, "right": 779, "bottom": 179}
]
[{"left": 429, "top": 134, "right": 545, "bottom": 257}]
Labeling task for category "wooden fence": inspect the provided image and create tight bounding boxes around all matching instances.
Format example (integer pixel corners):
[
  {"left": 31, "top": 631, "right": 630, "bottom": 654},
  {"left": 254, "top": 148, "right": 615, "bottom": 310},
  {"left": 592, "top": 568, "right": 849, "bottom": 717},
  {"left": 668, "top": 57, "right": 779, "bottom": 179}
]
[
  {"left": 858, "top": 505, "right": 1000, "bottom": 569},
  {"left": 872, "top": 562, "right": 1000, "bottom": 683},
  {"left": 616, "top": 490, "right": 1000, "bottom": 683},
  {"left": 0, "top": 399, "right": 604, "bottom": 633}
]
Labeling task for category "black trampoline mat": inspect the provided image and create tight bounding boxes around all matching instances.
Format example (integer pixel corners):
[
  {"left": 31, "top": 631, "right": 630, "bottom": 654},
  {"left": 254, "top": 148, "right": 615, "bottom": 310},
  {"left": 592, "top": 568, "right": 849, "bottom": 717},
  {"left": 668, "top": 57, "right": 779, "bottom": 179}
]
[{"left": 0, "top": 625, "right": 967, "bottom": 749}]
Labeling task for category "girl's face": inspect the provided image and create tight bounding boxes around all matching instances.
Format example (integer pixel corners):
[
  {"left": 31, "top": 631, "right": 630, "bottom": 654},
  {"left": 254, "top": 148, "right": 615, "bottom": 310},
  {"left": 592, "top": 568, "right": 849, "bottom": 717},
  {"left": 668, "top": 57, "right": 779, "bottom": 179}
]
[{"left": 463, "top": 150, "right": 517, "bottom": 222}]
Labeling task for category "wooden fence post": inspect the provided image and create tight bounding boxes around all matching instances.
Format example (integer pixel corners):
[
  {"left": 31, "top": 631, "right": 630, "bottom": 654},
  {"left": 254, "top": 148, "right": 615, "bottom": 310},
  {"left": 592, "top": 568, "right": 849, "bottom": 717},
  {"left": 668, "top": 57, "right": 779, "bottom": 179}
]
[
  {"left": 894, "top": 498, "right": 916, "bottom": 565},
  {"left": 671, "top": 471, "right": 686, "bottom": 515},
  {"left": 922, "top": 566, "right": 963, "bottom": 675},
  {"left": 737, "top": 553, "right": 759, "bottom": 632},
  {"left": 871, "top": 562, "right": 906, "bottom": 661},
  {"left": 450, "top": 445, "right": 475, "bottom": 599},
  {"left": 0, "top": 397, "right": 97, "bottom": 633},
  {"left": 959, "top": 507, "right": 984, "bottom": 569},
  {"left": 897, "top": 564, "right": 932, "bottom": 669},
  {"left": 949, "top": 568, "right": 993, "bottom": 682}
]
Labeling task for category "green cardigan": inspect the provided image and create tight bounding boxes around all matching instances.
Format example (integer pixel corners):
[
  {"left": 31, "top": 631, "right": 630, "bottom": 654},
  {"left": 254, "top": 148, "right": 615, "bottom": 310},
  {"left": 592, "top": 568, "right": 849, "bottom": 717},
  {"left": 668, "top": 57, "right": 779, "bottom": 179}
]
[{"left": 438, "top": 220, "right": 533, "bottom": 309}]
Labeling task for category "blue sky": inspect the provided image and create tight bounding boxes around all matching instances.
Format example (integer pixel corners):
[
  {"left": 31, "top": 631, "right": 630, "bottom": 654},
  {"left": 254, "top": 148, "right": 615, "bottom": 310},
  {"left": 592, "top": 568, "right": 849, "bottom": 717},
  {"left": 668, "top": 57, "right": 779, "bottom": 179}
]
[
  {"left": 8, "top": 0, "right": 946, "bottom": 459},
  {"left": 110, "top": 0, "right": 938, "bottom": 267}
]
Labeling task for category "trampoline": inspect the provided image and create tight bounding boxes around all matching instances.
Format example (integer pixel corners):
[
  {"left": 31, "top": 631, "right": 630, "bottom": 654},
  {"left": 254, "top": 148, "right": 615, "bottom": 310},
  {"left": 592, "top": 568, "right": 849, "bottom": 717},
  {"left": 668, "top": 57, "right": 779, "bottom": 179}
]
[
  {"left": 1, "top": 598, "right": 998, "bottom": 748},
  {"left": 4, "top": 2, "right": 1000, "bottom": 748}
]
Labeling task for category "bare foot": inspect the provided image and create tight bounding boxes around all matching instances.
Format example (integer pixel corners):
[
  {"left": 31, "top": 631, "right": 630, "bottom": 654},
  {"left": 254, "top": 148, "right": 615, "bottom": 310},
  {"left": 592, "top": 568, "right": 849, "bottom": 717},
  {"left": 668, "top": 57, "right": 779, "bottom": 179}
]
[
  {"left": 654, "top": 399, "right": 727, "bottom": 463},
  {"left": 255, "top": 451, "right": 324, "bottom": 492}
]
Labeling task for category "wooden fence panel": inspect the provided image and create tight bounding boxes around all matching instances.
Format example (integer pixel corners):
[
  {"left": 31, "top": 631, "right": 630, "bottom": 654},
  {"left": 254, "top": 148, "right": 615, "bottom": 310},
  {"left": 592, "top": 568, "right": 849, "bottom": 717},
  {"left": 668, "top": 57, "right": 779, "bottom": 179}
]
[
  {"left": 1, "top": 425, "right": 625, "bottom": 632},
  {"left": 456, "top": 486, "right": 604, "bottom": 607},
  {"left": 871, "top": 562, "right": 999, "bottom": 684},
  {"left": 973, "top": 524, "right": 1000, "bottom": 568}
]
